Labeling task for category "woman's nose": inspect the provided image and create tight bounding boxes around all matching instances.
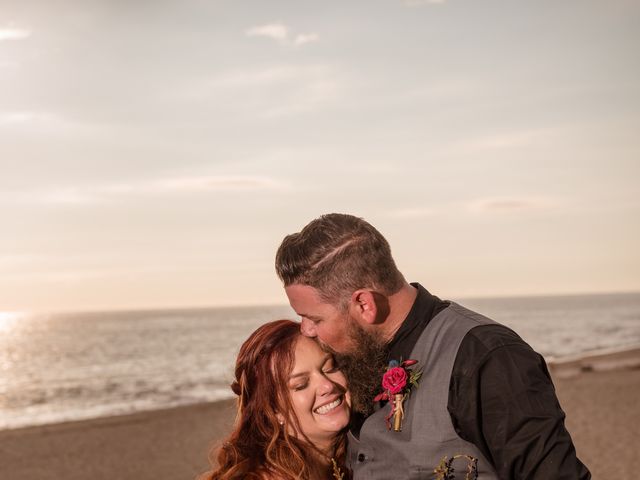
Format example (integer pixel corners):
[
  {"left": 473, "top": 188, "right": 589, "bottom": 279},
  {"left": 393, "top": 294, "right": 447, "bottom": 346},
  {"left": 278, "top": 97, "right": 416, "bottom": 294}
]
[{"left": 317, "top": 375, "right": 335, "bottom": 396}]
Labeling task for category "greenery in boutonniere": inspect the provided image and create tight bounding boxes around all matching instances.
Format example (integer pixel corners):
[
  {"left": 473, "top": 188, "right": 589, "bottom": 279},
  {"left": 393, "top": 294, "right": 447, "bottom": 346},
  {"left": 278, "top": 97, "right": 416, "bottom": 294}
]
[
  {"left": 331, "top": 458, "right": 344, "bottom": 479},
  {"left": 373, "top": 359, "right": 422, "bottom": 431}
]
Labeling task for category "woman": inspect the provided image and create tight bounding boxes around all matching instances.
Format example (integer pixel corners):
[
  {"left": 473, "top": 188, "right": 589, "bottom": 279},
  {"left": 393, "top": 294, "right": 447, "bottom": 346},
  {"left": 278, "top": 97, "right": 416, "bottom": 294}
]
[{"left": 201, "top": 319, "right": 352, "bottom": 480}]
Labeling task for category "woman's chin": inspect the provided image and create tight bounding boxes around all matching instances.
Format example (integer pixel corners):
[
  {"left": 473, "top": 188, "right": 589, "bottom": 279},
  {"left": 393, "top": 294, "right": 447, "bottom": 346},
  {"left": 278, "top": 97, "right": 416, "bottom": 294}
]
[{"left": 317, "top": 408, "right": 350, "bottom": 434}]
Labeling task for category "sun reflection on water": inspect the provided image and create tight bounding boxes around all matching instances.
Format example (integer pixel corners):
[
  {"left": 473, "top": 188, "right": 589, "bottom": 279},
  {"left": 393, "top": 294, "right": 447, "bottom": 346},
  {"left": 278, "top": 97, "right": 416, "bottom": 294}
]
[{"left": 0, "top": 311, "right": 23, "bottom": 333}]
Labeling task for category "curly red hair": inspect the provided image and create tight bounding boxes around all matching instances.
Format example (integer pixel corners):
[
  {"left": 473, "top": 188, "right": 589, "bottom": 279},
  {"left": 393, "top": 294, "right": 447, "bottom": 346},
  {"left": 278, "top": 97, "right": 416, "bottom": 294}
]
[{"left": 200, "top": 319, "right": 350, "bottom": 480}]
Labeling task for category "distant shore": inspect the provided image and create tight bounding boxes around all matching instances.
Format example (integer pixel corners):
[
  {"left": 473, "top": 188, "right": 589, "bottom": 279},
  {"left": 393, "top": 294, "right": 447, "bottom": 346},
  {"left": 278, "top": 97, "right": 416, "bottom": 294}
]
[
  {"left": 546, "top": 343, "right": 640, "bottom": 376},
  {"left": 1, "top": 347, "right": 638, "bottom": 480}
]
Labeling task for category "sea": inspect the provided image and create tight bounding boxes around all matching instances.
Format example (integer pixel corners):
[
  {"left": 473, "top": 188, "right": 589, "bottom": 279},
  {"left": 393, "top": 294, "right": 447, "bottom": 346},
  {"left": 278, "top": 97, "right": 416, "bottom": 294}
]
[{"left": 1, "top": 292, "right": 640, "bottom": 431}]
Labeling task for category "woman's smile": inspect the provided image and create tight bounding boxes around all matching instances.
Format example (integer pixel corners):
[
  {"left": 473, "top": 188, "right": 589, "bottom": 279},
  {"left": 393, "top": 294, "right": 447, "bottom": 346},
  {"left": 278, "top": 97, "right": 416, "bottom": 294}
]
[{"left": 314, "top": 395, "right": 344, "bottom": 415}]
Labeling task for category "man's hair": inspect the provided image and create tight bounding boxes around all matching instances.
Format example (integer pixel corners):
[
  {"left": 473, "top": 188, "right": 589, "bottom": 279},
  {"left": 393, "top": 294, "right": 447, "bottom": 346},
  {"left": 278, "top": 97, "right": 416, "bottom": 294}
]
[{"left": 275, "top": 213, "right": 405, "bottom": 307}]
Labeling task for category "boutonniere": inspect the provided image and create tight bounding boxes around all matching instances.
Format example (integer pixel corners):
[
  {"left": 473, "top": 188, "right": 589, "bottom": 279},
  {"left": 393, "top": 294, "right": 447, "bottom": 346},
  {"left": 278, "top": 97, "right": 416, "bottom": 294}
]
[
  {"left": 373, "top": 359, "right": 422, "bottom": 431},
  {"left": 331, "top": 458, "right": 344, "bottom": 480}
]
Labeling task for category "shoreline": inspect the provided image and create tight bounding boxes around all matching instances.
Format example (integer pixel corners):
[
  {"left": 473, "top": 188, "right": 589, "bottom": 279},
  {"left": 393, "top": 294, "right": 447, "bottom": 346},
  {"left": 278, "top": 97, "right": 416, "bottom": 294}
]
[
  {"left": 1, "top": 347, "right": 638, "bottom": 479},
  {"left": 547, "top": 343, "right": 640, "bottom": 377},
  {"left": 0, "top": 399, "right": 237, "bottom": 435},
  {"left": 3, "top": 344, "right": 638, "bottom": 434}
]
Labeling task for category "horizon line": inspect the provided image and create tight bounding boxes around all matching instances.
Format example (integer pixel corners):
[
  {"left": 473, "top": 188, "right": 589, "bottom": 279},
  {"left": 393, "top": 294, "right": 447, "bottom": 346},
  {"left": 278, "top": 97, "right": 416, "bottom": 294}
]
[{"left": 3, "top": 288, "right": 639, "bottom": 317}]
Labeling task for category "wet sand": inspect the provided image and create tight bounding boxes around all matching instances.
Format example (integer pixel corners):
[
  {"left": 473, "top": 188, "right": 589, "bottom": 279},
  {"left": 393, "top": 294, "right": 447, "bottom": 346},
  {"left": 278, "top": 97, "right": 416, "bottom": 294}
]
[{"left": 1, "top": 348, "right": 638, "bottom": 479}]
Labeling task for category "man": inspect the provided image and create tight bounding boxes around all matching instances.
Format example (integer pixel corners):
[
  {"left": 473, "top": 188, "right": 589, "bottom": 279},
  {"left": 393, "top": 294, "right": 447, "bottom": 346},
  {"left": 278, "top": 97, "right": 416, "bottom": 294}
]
[{"left": 275, "top": 213, "right": 590, "bottom": 479}]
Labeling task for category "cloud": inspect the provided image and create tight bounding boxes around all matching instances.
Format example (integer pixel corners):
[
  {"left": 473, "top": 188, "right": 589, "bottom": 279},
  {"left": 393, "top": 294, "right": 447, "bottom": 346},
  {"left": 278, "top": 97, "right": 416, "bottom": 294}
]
[
  {"left": 0, "top": 187, "right": 101, "bottom": 206},
  {"left": 446, "top": 128, "right": 557, "bottom": 156},
  {"left": 0, "top": 254, "right": 44, "bottom": 268},
  {"left": 388, "top": 207, "right": 436, "bottom": 218},
  {"left": 246, "top": 23, "right": 289, "bottom": 41},
  {"left": 471, "top": 130, "right": 547, "bottom": 150},
  {"left": 294, "top": 33, "right": 319, "bottom": 46},
  {"left": 42, "top": 189, "right": 99, "bottom": 205},
  {"left": 108, "top": 175, "right": 283, "bottom": 194},
  {"left": 0, "top": 60, "right": 19, "bottom": 69},
  {"left": 0, "top": 27, "right": 31, "bottom": 41},
  {"left": 262, "top": 76, "right": 340, "bottom": 118},
  {"left": 209, "top": 65, "right": 314, "bottom": 89},
  {"left": 188, "top": 63, "right": 344, "bottom": 118},
  {"left": 245, "top": 23, "right": 319, "bottom": 47},
  {"left": 1, "top": 175, "right": 286, "bottom": 206},
  {"left": 4, "top": 269, "right": 114, "bottom": 284},
  {"left": 0, "top": 111, "right": 54, "bottom": 125},
  {"left": 0, "top": 111, "right": 77, "bottom": 136},
  {"left": 468, "top": 196, "right": 555, "bottom": 213},
  {"left": 403, "top": 0, "right": 446, "bottom": 6},
  {"left": 0, "top": 112, "right": 33, "bottom": 124}
]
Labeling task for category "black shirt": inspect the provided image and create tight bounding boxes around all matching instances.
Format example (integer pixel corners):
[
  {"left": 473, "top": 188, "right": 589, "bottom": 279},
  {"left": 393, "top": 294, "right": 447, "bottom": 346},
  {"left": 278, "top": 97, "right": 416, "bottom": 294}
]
[{"left": 387, "top": 283, "right": 591, "bottom": 480}]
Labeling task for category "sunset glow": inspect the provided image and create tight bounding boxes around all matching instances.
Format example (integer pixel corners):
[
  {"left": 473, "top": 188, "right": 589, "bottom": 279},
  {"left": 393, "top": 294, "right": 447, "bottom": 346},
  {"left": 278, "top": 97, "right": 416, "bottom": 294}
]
[
  {"left": 0, "top": 312, "right": 22, "bottom": 332},
  {"left": 0, "top": 1, "right": 638, "bottom": 312}
]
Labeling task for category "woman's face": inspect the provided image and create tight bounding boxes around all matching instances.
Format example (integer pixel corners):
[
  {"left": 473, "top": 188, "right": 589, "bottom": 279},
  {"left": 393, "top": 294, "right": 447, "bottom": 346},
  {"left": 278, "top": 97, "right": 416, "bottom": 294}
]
[{"left": 287, "top": 336, "right": 351, "bottom": 450}]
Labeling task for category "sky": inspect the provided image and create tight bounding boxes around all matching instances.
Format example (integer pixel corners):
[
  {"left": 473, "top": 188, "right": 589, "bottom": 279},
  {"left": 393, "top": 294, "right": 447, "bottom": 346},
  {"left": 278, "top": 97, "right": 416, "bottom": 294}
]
[{"left": 0, "top": 0, "right": 638, "bottom": 313}]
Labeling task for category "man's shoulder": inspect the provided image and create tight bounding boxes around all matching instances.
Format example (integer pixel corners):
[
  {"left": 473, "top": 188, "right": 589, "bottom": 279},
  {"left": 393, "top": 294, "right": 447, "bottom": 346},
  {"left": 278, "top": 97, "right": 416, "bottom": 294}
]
[
  {"left": 437, "top": 302, "right": 525, "bottom": 349},
  {"left": 448, "top": 308, "right": 538, "bottom": 378},
  {"left": 464, "top": 322, "right": 528, "bottom": 351},
  {"left": 452, "top": 316, "right": 543, "bottom": 378}
]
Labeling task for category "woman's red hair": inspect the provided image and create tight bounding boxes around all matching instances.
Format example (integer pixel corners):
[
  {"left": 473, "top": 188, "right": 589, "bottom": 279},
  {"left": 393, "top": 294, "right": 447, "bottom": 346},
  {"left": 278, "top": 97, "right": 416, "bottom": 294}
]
[{"left": 200, "top": 319, "right": 349, "bottom": 480}]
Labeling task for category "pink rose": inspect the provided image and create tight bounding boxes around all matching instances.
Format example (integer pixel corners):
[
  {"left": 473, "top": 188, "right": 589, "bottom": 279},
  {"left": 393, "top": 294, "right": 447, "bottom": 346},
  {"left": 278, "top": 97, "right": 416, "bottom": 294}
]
[{"left": 382, "top": 367, "right": 407, "bottom": 394}]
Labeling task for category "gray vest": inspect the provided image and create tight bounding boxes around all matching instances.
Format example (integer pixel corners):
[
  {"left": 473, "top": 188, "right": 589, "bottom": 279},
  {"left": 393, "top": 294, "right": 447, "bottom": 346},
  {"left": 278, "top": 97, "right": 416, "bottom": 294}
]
[{"left": 348, "top": 303, "right": 499, "bottom": 480}]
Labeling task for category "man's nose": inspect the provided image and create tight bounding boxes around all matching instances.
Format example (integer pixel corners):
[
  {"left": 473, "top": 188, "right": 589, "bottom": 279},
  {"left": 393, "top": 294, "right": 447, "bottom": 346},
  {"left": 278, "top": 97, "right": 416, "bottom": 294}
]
[{"left": 300, "top": 318, "right": 317, "bottom": 337}]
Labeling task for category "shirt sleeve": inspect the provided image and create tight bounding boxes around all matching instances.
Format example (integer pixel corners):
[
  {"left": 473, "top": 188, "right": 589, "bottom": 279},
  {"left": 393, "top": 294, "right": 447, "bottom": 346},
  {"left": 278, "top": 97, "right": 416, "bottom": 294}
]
[{"left": 448, "top": 325, "right": 591, "bottom": 479}]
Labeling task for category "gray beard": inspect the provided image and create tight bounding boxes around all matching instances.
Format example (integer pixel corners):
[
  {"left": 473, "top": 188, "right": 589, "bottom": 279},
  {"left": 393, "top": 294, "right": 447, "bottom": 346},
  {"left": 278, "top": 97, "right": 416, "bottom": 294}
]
[{"left": 331, "top": 321, "right": 389, "bottom": 416}]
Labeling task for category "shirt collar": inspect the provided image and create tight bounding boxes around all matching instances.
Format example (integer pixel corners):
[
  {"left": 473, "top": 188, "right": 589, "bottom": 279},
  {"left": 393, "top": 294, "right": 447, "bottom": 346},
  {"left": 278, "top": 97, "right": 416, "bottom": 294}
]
[{"left": 387, "top": 282, "right": 449, "bottom": 362}]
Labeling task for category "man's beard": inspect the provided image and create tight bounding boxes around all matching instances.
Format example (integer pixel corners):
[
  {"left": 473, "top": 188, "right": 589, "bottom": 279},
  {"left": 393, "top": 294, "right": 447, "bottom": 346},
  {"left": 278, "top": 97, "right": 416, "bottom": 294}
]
[{"left": 330, "top": 318, "right": 389, "bottom": 416}]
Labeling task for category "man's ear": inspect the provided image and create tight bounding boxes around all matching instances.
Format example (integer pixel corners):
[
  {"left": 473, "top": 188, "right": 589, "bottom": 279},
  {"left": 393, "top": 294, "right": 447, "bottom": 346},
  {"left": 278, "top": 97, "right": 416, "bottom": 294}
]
[{"left": 349, "top": 289, "right": 378, "bottom": 325}]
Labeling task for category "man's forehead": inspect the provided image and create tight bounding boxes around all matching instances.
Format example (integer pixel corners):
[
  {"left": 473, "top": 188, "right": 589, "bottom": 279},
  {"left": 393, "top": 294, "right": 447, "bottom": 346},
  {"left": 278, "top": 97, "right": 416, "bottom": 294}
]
[
  {"left": 285, "top": 284, "right": 340, "bottom": 316},
  {"left": 285, "top": 284, "right": 324, "bottom": 303}
]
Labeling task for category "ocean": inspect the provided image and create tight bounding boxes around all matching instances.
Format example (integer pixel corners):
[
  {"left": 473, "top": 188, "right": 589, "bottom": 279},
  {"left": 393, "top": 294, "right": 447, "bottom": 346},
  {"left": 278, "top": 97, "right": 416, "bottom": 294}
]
[{"left": 1, "top": 292, "right": 639, "bottom": 430}]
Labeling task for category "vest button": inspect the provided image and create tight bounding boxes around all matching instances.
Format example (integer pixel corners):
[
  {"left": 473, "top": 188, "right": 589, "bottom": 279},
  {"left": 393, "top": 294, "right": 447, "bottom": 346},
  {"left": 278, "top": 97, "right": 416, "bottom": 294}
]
[{"left": 357, "top": 453, "right": 366, "bottom": 462}]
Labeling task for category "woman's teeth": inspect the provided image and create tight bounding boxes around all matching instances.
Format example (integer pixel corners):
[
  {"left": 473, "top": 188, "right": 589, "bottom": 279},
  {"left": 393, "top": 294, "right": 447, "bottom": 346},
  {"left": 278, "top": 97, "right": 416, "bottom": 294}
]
[{"left": 314, "top": 397, "right": 342, "bottom": 415}]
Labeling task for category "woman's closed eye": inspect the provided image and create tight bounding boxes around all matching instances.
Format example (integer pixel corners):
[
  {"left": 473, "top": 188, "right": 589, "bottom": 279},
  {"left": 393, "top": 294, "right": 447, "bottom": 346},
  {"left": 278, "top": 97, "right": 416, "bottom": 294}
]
[
  {"left": 291, "top": 379, "right": 309, "bottom": 391},
  {"left": 322, "top": 359, "right": 340, "bottom": 374}
]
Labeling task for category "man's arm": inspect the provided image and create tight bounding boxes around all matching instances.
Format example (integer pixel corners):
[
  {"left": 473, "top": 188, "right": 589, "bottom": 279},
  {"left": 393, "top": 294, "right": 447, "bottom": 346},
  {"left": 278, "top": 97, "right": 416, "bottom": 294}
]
[{"left": 448, "top": 325, "right": 591, "bottom": 479}]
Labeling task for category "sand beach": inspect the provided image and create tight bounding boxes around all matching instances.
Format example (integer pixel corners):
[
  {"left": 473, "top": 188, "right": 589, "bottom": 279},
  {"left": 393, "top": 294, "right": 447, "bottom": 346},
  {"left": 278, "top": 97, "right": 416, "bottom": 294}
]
[{"left": 1, "top": 347, "right": 638, "bottom": 480}]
